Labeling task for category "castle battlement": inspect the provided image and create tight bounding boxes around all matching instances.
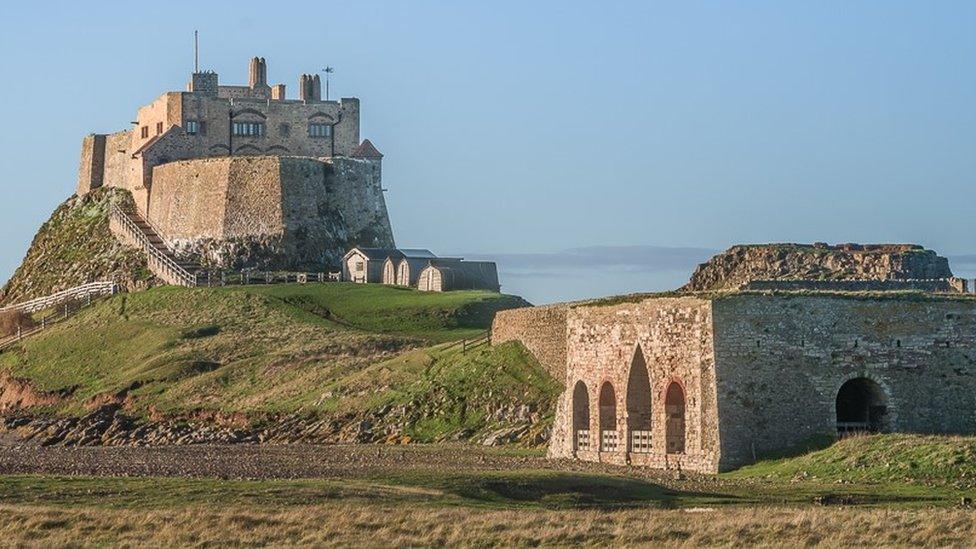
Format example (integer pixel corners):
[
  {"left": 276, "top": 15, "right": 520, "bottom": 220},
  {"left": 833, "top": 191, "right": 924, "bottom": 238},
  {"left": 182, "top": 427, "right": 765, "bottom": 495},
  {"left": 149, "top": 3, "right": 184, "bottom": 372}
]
[
  {"left": 76, "top": 55, "right": 394, "bottom": 272},
  {"left": 78, "top": 56, "right": 368, "bottom": 216}
]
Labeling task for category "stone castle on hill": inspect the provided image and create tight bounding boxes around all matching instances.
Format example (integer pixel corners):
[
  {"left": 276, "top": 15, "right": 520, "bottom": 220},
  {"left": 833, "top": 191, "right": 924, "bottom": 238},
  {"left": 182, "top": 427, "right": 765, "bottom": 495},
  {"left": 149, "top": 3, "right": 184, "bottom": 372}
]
[{"left": 76, "top": 56, "right": 394, "bottom": 271}]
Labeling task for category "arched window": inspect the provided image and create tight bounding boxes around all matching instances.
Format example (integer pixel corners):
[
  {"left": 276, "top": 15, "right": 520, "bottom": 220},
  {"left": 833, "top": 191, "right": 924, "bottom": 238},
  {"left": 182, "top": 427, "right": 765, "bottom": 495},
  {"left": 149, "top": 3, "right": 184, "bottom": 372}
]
[
  {"left": 598, "top": 382, "right": 618, "bottom": 451},
  {"left": 836, "top": 378, "right": 888, "bottom": 434},
  {"left": 572, "top": 381, "right": 590, "bottom": 452},
  {"left": 626, "top": 347, "right": 652, "bottom": 453},
  {"left": 665, "top": 381, "right": 686, "bottom": 454}
]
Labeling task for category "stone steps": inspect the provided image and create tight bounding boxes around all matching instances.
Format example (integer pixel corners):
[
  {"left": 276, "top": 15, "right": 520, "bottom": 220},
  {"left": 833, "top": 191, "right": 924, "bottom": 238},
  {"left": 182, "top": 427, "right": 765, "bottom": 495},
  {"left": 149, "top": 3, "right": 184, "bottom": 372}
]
[{"left": 117, "top": 208, "right": 203, "bottom": 276}]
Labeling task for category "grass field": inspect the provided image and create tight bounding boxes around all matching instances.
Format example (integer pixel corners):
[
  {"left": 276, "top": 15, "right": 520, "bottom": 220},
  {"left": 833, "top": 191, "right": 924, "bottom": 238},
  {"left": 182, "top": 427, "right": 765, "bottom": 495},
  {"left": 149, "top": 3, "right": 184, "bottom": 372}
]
[
  {"left": 0, "top": 284, "right": 551, "bottom": 442},
  {"left": 2, "top": 436, "right": 976, "bottom": 546}
]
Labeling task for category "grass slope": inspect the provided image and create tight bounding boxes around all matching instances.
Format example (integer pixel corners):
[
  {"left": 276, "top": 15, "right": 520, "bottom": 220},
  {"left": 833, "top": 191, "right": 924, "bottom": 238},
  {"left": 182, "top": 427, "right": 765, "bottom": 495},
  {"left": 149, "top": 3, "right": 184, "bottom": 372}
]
[
  {"left": 0, "top": 284, "right": 550, "bottom": 441},
  {"left": 245, "top": 283, "right": 527, "bottom": 342},
  {"left": 0, "top": 188, "right": 153, "bottom": 304},
  {"left": 728, "top": 433, "right": 976, "bottom": 489}
]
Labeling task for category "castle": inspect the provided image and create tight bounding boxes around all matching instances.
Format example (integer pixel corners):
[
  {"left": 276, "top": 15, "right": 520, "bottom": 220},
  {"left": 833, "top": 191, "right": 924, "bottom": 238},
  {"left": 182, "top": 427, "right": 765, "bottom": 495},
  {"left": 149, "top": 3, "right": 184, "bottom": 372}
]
[
  {"left": 76, "top": 57, "right": 394, "bottom": 271},
  {"left": 493, "top": 244, "right": 976, "bottom": 473}
]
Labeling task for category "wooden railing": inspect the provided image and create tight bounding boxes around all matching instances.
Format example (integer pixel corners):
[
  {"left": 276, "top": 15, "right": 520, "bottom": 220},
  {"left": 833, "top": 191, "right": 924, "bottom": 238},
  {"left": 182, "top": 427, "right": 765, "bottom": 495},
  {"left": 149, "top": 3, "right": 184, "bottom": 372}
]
[
  {"left": 0, "top": 283, "right": 117, "bottom": 351},
  {"left": 108, "top": 203, "right": 199, "bottom": 287},
  {"left": 441, "top": 330, "right": 491, "bottom": 354},
  {"left": 0, "top": 281, "right": 117, "bottom": 315}
]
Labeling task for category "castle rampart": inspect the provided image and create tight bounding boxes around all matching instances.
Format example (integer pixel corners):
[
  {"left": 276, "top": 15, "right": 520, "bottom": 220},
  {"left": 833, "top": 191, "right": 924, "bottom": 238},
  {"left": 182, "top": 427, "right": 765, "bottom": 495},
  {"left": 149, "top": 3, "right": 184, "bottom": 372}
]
[
  {"left": 148, "top": 155, "right": 393, "bottom": 270},
  {"left": 75, "top": 55, "right": 391, "bottom": 271}
]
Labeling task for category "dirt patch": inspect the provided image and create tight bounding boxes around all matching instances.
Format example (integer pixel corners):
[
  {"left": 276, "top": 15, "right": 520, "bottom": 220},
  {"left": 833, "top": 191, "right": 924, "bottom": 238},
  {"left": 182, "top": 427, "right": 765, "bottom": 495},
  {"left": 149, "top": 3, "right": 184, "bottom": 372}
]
[{"left": 0, "top": 373, "right": 69, "bottom": 412}]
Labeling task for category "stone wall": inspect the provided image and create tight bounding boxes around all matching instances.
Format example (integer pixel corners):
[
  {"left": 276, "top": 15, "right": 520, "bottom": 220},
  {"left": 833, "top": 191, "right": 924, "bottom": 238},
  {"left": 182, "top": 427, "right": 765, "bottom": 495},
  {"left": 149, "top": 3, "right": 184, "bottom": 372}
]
[
  {"left": 553, "top": 297, "right": 720, "bottom": 473},
  {"left": 491, "top": 304, "right": 569, "bottom": 380},
  {"left": 711, "top": 293, "right": 976, "bottom": 470},
  {"left": 147, "top": 155, "right": 393, "bottom": 270},
  {"left": 743, "top": 278, "right": 968, "bottom": 293}
]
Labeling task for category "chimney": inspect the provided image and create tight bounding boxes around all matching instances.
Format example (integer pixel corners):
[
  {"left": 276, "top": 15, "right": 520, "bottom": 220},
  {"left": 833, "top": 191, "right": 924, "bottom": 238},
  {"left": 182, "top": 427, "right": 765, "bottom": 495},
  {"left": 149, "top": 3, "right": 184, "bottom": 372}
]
[
  {"left": 271, "top": 84, "right": 286, "bottom": 101},
  {"left": 249, "top": 57, "right": 267, "bottom": 88},
  {"left": 299, "top": 74, "right": 320, "bottom": 102}
]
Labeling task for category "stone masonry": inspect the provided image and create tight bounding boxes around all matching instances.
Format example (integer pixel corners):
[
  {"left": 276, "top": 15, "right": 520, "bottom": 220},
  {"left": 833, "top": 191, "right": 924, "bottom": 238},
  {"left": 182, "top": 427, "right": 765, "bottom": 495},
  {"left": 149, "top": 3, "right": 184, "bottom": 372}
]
[
  {"left": 491, "top": 304, "right": 569, "bottom": 380},
  {"left": 148, "top": 156, "right": 393, "bottom": 270},
  {"left": 496, "top": 244, "right": 976, "bottom": 473},
  {"left": 538, "top": 292, "right": 976, "bottom": 473},
  {"left": 74, "top": 55, "right": 393, "bottom": 271}
]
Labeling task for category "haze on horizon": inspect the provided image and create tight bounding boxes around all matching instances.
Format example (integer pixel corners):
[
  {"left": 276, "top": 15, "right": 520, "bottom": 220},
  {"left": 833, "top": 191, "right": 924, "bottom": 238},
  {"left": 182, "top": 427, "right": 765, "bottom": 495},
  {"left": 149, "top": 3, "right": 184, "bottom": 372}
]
[{"left": 0, "top": 1, "right": 973, "bottom": 304}]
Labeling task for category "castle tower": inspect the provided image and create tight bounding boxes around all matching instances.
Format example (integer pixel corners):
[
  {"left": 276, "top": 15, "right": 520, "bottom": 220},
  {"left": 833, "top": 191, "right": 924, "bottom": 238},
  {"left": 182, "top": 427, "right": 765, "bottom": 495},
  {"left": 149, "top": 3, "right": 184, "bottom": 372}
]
[
  {"left": 248, "top": 57, "right": 267, "bottom": 88},
  {"left": 299, "top": 74, "right": 321, "bottom": 102}
]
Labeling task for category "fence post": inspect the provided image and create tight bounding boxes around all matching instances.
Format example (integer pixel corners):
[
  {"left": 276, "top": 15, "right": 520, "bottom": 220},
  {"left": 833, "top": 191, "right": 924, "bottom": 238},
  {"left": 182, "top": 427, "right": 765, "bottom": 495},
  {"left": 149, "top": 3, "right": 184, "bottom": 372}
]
[
  {"left": 63, "top": 303, "right": 68, "bottom": 319},
  {"left": 17, "top": 326, "right": 21, "bottom": 340},
  {"left": 221, "top": 271, "right": 226, "bottom": 287}
]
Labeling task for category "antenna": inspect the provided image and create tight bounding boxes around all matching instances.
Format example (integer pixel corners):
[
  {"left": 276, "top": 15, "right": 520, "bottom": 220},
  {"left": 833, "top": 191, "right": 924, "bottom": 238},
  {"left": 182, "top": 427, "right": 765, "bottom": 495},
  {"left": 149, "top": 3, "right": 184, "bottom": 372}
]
[
  {"left": 321, "top": 66, "right": 334, "bottom": 101},
  {"left": 194, "top": 30, "right": 199, "bottom": 73}
]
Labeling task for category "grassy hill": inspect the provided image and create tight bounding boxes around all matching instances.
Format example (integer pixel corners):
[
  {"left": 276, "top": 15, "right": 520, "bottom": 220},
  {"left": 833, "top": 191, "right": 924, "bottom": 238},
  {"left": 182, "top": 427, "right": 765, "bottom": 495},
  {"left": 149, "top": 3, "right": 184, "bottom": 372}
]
[
  {"left": 0, "top": 283, "right": 552, "bottom": 444},
  {"left": 728, "top": 433, "right": 976, "bottom": 489},
  {"left": 0, "top": 188, "right": 154, "bottom": 305}
]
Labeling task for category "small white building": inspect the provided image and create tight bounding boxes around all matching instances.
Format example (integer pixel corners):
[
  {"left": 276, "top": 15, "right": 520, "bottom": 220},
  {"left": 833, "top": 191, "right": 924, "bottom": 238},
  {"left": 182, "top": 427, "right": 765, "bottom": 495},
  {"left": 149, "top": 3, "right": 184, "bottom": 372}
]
[
  {"left": 382, "top": 249, "right": 437, "bottom": 285},
  {"left": 343, "top": 247, "right": 400, "bottom": 283},
  {"left": 417, "top": 259, "right": 500, "bottom": 292}
]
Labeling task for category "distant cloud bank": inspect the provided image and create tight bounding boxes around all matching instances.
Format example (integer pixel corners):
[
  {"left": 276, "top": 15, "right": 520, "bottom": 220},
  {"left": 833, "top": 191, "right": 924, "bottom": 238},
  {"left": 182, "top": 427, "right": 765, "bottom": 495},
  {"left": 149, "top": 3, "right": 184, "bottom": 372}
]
[{"left": 459, "top": 245, "right": 719, "bottom": 272}]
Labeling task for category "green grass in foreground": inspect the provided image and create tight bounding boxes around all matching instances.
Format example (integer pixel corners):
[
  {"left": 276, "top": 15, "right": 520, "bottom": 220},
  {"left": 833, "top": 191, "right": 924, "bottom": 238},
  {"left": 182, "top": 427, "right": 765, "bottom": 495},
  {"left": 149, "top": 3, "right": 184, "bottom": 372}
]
[
  {"left": 727, "top": 433, "right": 976, "bottom": 489},
  {"left": 0, "top": 285, "right": 542, "bottom": 434}
]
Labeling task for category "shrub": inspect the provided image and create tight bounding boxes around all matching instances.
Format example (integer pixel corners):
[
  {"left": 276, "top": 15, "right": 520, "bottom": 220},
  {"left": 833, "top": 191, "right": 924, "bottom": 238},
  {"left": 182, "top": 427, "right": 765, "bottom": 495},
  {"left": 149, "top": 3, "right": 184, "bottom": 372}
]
[{"left": 0, "top": 309, "right": 36, "bottom": 337}]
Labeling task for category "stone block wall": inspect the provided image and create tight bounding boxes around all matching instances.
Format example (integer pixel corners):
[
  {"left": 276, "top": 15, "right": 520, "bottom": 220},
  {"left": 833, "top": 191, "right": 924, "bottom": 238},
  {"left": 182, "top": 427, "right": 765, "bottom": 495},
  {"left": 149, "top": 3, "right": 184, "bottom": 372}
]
[
  {"left": 742, "top": 279, "right": 968, "bottom": 293},
  {"left": 712, "top": 294, "right": 976, "bottom": 470},
  {"left": 146, "top": 155, "right": 393, "bottom": 270},
  {"left": 552, "top": 297, "right": 720, "bottom": 473},
  {"left": 491, "top": 304, "right": 569, "bottom": 380}
]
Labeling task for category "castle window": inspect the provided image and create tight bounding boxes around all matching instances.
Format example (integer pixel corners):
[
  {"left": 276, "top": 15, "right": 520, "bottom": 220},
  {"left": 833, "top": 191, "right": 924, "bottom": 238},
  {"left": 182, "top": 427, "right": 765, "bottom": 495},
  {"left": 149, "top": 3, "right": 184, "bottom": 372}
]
[
  {"left": 308, "top": 123, "right": 332, "bottom": 138},
  {"left": 233, "top": 122, "right": 265, "bottom": 137},
  {"left": 140, "top": 126, "right": 149, "bottom": 139},
  {"left": 156, "top": 122, "right": 164, "bottom": 135},
  {"left": 185, "top": 120, "right": 200, "bottom": 135},
  {"left": 279, "top": 123, "right": 290, "bottom": 137}
]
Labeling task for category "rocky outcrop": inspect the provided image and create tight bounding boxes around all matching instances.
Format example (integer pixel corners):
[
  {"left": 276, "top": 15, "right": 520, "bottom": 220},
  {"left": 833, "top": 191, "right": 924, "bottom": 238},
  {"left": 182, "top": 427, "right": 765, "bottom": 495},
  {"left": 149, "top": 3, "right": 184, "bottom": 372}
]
[
  {"left": 683, "top": 243, "right": 954, "bottom": 292},
  {"left": 0, "top": 188, "right": 156, "bottom": 305}
]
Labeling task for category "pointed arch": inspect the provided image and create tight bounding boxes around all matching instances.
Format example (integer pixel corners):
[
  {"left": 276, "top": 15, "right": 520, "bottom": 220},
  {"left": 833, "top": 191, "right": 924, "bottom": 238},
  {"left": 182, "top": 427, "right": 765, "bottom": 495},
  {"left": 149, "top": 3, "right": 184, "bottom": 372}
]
[
  {"left": 665, "top": 381, "right": 686, "bottom": 454},
  {"left": 598, "top": 381, "right": 618, "bottom": 451},
  {"left": 626, "top": 345, "right": 652, "bottom": 453},
  {"left": 572, "top": 381, "right": 590, "bottom": 452}
]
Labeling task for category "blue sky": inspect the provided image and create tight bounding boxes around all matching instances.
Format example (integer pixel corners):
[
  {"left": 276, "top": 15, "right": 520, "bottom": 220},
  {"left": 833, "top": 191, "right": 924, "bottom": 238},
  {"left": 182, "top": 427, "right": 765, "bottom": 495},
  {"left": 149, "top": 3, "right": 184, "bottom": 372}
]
[{"left": 0, "top": 1, "right": 973, "bottom": 303}]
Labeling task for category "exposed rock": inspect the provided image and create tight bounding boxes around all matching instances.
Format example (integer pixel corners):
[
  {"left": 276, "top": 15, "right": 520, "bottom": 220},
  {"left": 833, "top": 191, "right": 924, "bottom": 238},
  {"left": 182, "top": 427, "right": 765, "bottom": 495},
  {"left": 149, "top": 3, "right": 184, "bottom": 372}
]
[
  {"left": 481, "top": 424, "right": 530, "bottom": 446},
  {"left": 683, "top": 243, "right": 954, "bottom": 292},
  {"left": 0, "top": 188, "right": 156, "bottom": 304}
]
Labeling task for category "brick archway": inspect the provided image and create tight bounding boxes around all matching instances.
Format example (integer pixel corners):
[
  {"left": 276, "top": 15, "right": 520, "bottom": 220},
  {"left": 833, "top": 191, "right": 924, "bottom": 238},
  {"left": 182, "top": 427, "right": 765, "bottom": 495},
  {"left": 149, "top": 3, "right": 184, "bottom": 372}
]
[
  {"left": 836, "top": 377, "right": 889, "bottom": 434},
  {"left": 598, "top": 382, "right": 618, "bottom": 451},
  {"left": 626, "top": 346, "right": 652, "bottom": 453},
  {"left": 665, "top": 381, "right": 686, "bottom": 454},
  {"left": 571, "top": 381, "right": 590, "bottom": 452}
]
